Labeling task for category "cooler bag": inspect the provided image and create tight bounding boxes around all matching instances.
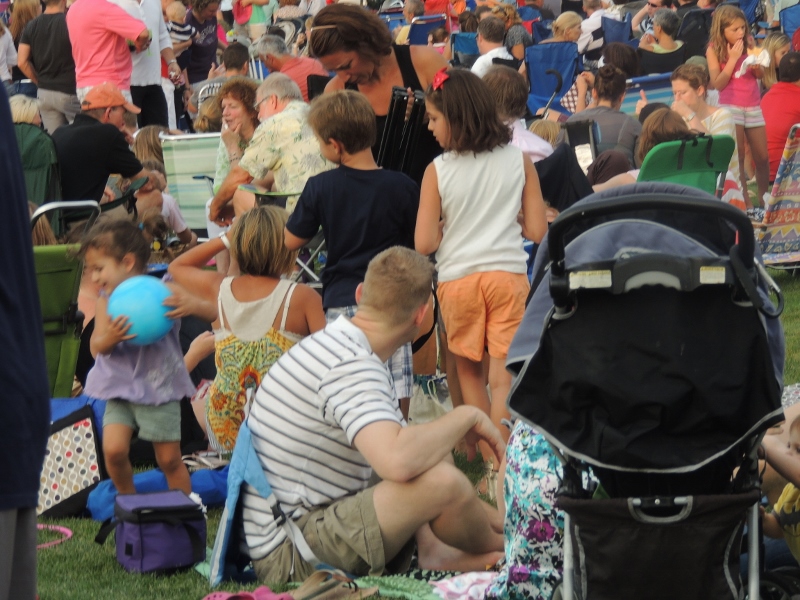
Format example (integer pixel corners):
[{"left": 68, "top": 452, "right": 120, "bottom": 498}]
[{"left": 96, "top": 489, "right": 206, "bottom": 574}]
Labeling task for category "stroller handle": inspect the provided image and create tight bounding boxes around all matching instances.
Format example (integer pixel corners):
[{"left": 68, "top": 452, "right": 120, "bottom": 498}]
[{"left": 547, "top": 194, "right": 755, "bottom": 272}]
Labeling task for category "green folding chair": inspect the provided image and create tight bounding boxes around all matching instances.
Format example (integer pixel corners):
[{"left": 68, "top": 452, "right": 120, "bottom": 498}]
[
  {"left": 31, "top": 201, "right": 100, "bottom": 398},
  {"left": 637, "top": 134, "right": 735, "bottom": 197}
]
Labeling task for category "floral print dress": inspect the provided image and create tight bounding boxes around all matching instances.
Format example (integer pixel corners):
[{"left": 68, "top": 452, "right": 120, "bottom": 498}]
[{"left": 486, "top": 422, "right": 564, "bottom": 600}]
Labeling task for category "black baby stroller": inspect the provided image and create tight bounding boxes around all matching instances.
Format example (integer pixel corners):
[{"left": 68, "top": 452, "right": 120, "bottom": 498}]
[{"left": 507, "top": 183, "right": 786, "bottom": 600}]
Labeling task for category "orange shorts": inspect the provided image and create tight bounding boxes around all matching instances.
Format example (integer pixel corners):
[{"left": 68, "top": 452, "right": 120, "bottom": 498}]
[{"left": 437, "top": 271, "right": 529, "bottom": 362}]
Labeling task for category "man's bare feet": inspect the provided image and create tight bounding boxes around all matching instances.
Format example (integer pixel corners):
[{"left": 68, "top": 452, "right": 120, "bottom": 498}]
[{"left": 415, "top": 524, "right": 504, "bottom": 572}]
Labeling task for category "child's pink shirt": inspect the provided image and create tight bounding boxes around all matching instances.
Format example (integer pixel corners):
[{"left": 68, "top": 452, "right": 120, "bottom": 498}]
[
  {"left": 719, "top": 55, "right": 762, "bottom": 108},
  {"left": 66, "top": 0, "right": 147, "bottom": 90}
]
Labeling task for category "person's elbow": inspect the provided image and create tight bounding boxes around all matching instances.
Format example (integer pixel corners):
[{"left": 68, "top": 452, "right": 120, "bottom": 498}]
[
  {"left": 522, "top": 220, "right": 547, "bottom": 244},
  {"left": 415, "top": 235, "right": 438, "bottom": 256},
  {"left": 284, "top": 227, "right": 306, "bottom": 250}
]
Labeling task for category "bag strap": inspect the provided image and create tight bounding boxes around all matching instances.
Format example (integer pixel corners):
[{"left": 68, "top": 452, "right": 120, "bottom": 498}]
[
  {"left": 411, "top": 291, "right": 439, "bottom": 354},
  {"left": 95, "top": 518, "right": 117, "bottom": 545},
  {"left": 162, "top": 516, "right": 206, "bottom": 564}
]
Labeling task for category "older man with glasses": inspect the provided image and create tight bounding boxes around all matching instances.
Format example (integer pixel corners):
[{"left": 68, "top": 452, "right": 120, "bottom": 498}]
[
  {"left": 632, "top": 0, "right": 674, "bottom": 37},
  {"left": 208, "top": 72, "right": 333, "bottom": 226}
]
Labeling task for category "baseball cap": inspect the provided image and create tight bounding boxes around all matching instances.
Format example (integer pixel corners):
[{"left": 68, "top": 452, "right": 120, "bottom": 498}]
[{"left": 81, "top": 82, "right": 141, "bottom": 114}]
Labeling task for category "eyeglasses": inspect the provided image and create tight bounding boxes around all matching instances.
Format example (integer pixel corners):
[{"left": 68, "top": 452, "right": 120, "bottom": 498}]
[{"left": 253, "top": 95, "right": 275, "bottom": 109}]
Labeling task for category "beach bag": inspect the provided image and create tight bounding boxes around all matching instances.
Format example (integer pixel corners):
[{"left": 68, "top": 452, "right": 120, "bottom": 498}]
[
  {"left": 96, "top": 490, "right": 206, "bottom": 574},
  {"left": 37, "top": 405, "right": 107, "bottom": 518}
]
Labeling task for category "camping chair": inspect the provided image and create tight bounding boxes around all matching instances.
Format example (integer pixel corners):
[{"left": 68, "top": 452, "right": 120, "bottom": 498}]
[
  {"left": 197, "top": 81, "right": 223, "bottom": 107},
  {"left": 602, "top": 14, "right": 632, "bottom": 44},
  {"left": 637, "top": 134, "right": 736, "bottom": 197},
  {"left": 563, "top": 119, "right": 599, "bottom": 167},
  {"left": 524, "top": 42, "right": 580, "bottom": 114},
  {"left": 757, "top": 124, "right": 800, "bottom": 268},
  {"left": 781, "top": 3, "right": 800, "bottom": 39},
  {"left": 408, "top": 14, "right": 447, "bottom": 44},
  {"left": 638, "top": 45, "right": 687, "bottom": 75},
  {"left": 532, "top": 19, "right": 553, "bottom": 43},
  {"left": 492, "top": 56, "right": 523, "bottom": 70},
  {"left": 14, "top": 122, "right": 61, "bottom": 206},
  {"left": 620, "top": 72, "right": 674, "bottom": 116},
  {"left": 451, "top": 32, "right": 479, "bottom": 68},
  {"left": 31, "top": 201, "right": 100, "bottom": 398},
  {"left": 273, "top": 17, "right": 306, "bottom": 46},
  {"left": 380, "top": 11, "right": 406, "bottom": 34},
  {"left": 677, "top": 8, "right": 714, "bottom": 59},
  {"left": 307, "top": 74, "right": 332, "bottom": 101},
  {"left": 518, "top": 5, "right": 541, "bottom": 20},
  {"left": 161, "top": 132, "right": 220, "bottom": 233}
]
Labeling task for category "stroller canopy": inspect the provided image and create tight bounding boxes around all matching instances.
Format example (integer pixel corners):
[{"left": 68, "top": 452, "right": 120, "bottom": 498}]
[{"left": 508, "top": 183, "right": 785, "bottom": 473}]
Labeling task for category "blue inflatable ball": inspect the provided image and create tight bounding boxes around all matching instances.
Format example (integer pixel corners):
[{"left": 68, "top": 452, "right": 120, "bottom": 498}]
[{"left": 107, "top": 276, "right": 173, "bottom": 346}]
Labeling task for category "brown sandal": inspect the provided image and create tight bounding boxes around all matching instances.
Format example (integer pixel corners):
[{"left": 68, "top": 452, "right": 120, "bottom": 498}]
[{"left": 290, "top": 570, "right": 378, "bottom": 600}]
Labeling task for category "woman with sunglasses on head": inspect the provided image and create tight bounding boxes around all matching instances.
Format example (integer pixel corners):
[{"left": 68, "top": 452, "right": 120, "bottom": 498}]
[{"left": 308, "top": 3, "right": 447, "bottom": 186}]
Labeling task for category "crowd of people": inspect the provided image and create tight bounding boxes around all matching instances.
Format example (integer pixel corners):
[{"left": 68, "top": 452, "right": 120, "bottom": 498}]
[{"left": 4, "top": 0, "right": 800, "bottom": 598}]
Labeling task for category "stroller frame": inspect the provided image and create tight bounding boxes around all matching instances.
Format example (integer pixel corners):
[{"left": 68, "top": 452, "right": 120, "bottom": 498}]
[{"left": 509, "top": 188, "right": 785, "bottom": 600}]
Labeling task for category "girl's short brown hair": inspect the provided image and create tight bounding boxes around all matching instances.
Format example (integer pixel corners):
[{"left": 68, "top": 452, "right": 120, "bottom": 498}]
[
  {"left": 133, "top": 125, "right": 168, "bottom": 164},
  {"left": 307, "top": 90, "right": 376, "bottom": 154},
  {"left": 78, "top": 219, "right": 151, "bottom": 272},
  {"left": 309, "top": 5, "right": 392, "bottom": 65},
  {"left": 230, "top": 206, "right": 297, "bottom": 277},
  {"left": 637, "top": 108, "right": 691, "bottom": 163},
  {"left": 425, "top": 68, "right": 511, "bottom": 154}
]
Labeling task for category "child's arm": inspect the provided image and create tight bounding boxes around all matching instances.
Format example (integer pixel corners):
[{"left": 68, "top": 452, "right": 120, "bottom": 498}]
[
  {"left": 416, "top": 162, "right": 443, "bottom": 256},
  {"left": 520, "top": 156, "right": 548, "bottom": 243},
  {"left": 763, "top": 433, "right": 800, "bottom": 488},
  {"left": 167, "top": 237, "right": 227, "bottom": 305},
  {"left": 707, "top": 41, "right": 743, "bottom": 91},
  {"left": 763, "top": 510, "right": 785, "bottom": 539},
  {"left": 184, "top": 331, "right": 215, "bottom": 372},
  {"left": 90, "top": 294, "right": 134, "bottom": 356}
]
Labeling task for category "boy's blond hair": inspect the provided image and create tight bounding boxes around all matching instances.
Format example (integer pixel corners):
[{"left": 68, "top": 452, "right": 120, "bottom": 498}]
[
  {"left": 529, "top": 119, "right": 560, "bottom": 146},
  {"left": 166, "top": 1, "right": 187, "bottom": 22},
  {"left": 307, "top": 90, "right": 377, "bottom": 155},
  {"left": 359, "top": 247, "right": 434, "bottom": 326}
]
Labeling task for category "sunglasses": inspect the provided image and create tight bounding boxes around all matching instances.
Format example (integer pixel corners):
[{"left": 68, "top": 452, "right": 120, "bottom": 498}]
[{"left": 253, "top": 95, "right": 273, "bottom": 109}]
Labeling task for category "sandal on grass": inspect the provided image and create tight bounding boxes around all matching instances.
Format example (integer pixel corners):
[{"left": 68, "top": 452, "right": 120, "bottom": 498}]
[
  {"left": 182, "top": 451, "right": 230, "bottom": 472},
  {"left": 291, "top": 570, "right": 379, "bottom": 600}
]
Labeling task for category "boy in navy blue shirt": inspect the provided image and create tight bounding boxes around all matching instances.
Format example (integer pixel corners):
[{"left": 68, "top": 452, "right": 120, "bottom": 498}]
[{"left": 285, "top": 90, "right": 420, "bottom": 414}]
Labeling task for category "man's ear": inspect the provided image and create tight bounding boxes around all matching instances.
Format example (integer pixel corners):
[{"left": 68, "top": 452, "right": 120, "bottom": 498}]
[
  {"left": 354, "top": 282, "right": 364, "bottom": 305},
  {"left": 413, "top": 298, "right": 430, "bottom": 328}
]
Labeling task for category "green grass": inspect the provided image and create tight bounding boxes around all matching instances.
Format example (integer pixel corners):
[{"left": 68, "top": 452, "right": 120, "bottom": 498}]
[
  {"left": 770, "top": 268, "right": 800, "bottom": 385},
  {"left": 37, "top": 452, "right": 489, "bottom": 600}
]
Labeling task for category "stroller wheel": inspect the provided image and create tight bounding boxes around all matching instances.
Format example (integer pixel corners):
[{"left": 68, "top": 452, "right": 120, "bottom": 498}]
[
  {"left": 756, "top": 571, "right": 800, "bottom": 600},
  {"left": 772, "top": 567, "right": 800, "bottom": 594}
]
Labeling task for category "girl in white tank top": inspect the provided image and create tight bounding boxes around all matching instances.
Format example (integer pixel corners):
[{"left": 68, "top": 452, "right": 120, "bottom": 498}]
[{"left": 415, "top": 67, "right": 548, "bottom": 458}]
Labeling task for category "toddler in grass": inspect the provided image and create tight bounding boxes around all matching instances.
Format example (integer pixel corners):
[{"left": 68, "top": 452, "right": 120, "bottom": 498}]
[{"left": 81, "top": 220, "right": 196, "bottom": 495}]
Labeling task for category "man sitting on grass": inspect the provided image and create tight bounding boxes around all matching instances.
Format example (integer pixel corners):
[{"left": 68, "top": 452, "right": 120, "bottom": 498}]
[{"left": 241, "top": 246, "right": 506, "bottom": 583}]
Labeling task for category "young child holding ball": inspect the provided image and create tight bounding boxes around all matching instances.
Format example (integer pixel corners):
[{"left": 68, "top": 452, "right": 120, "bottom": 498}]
[{"left": 80, "top": 220, "right": 196, "bottom": 495}]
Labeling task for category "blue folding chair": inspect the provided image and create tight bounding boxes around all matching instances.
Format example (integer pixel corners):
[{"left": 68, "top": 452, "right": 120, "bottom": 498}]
[
  {"left": 524, "top": 42, "right": 579, "bottom": 113},
  {"left": 380, "top": 12, "right": 407, "bottom": 34},
  {"left": 781, "top": 3, "right": 800, "bottom": 39},
  {"left": 619, "top": 72, "right": 674, "bottom": 116},
  {"left": 518, "top": 5, "right": 541, "bottom": 20},
  {"left": 532, "top": 19, "right": 553, "bottom": 43},
  {"left": 602, "top": 14, "right": 632, "bottom": 43},
  {"left": 724, "top": 0, "right": 760, "bottom": 23},
  {"left": 451, "top": 32, "right": 479, "bottom": 68},
  {"left": 408, "top": 14, "right": 447, "bottom": 45}
]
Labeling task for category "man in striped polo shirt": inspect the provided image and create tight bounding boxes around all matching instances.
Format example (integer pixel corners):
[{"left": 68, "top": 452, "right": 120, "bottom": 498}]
[{"left": 242, "top": 247, "right": 506, "bottom": 583}]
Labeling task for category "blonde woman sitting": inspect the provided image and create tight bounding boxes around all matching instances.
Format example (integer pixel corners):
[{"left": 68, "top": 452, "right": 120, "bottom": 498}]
[{"left": 168, "top": 205, "right": 326, "bottom": 453}]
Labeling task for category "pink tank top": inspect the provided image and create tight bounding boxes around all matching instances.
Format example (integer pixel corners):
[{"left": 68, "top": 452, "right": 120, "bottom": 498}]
[{"left": 719, "top": 55, "right": 761, "bottom": 108}]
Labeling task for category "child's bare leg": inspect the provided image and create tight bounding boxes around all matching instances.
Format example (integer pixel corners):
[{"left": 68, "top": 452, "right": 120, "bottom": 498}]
[
  {"left": 153, "top": 441, "right": 192, "bottom": 494},
  {"left": 735, "top": 124, "right": 750, "bottom": 205},
  {"left": 103, "top": 424, "right": 136, "bottom": 494},
  {"left": 745, "top": 125, "right": 770, "bottom": 205},
  {"left": 454, "top": 354, "right": 494, "bottom": 464},
  {"left": 488, "top": 356, "right": 512, "bottom": 443}
]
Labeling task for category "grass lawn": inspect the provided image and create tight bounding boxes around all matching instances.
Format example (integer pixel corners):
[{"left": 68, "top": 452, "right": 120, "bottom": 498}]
[
  {"left": 36, "top": 453, "right": 487, "bottom": 600},
  {"left": 36, "top": 270, "right": 799, "bottom": 599}
]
